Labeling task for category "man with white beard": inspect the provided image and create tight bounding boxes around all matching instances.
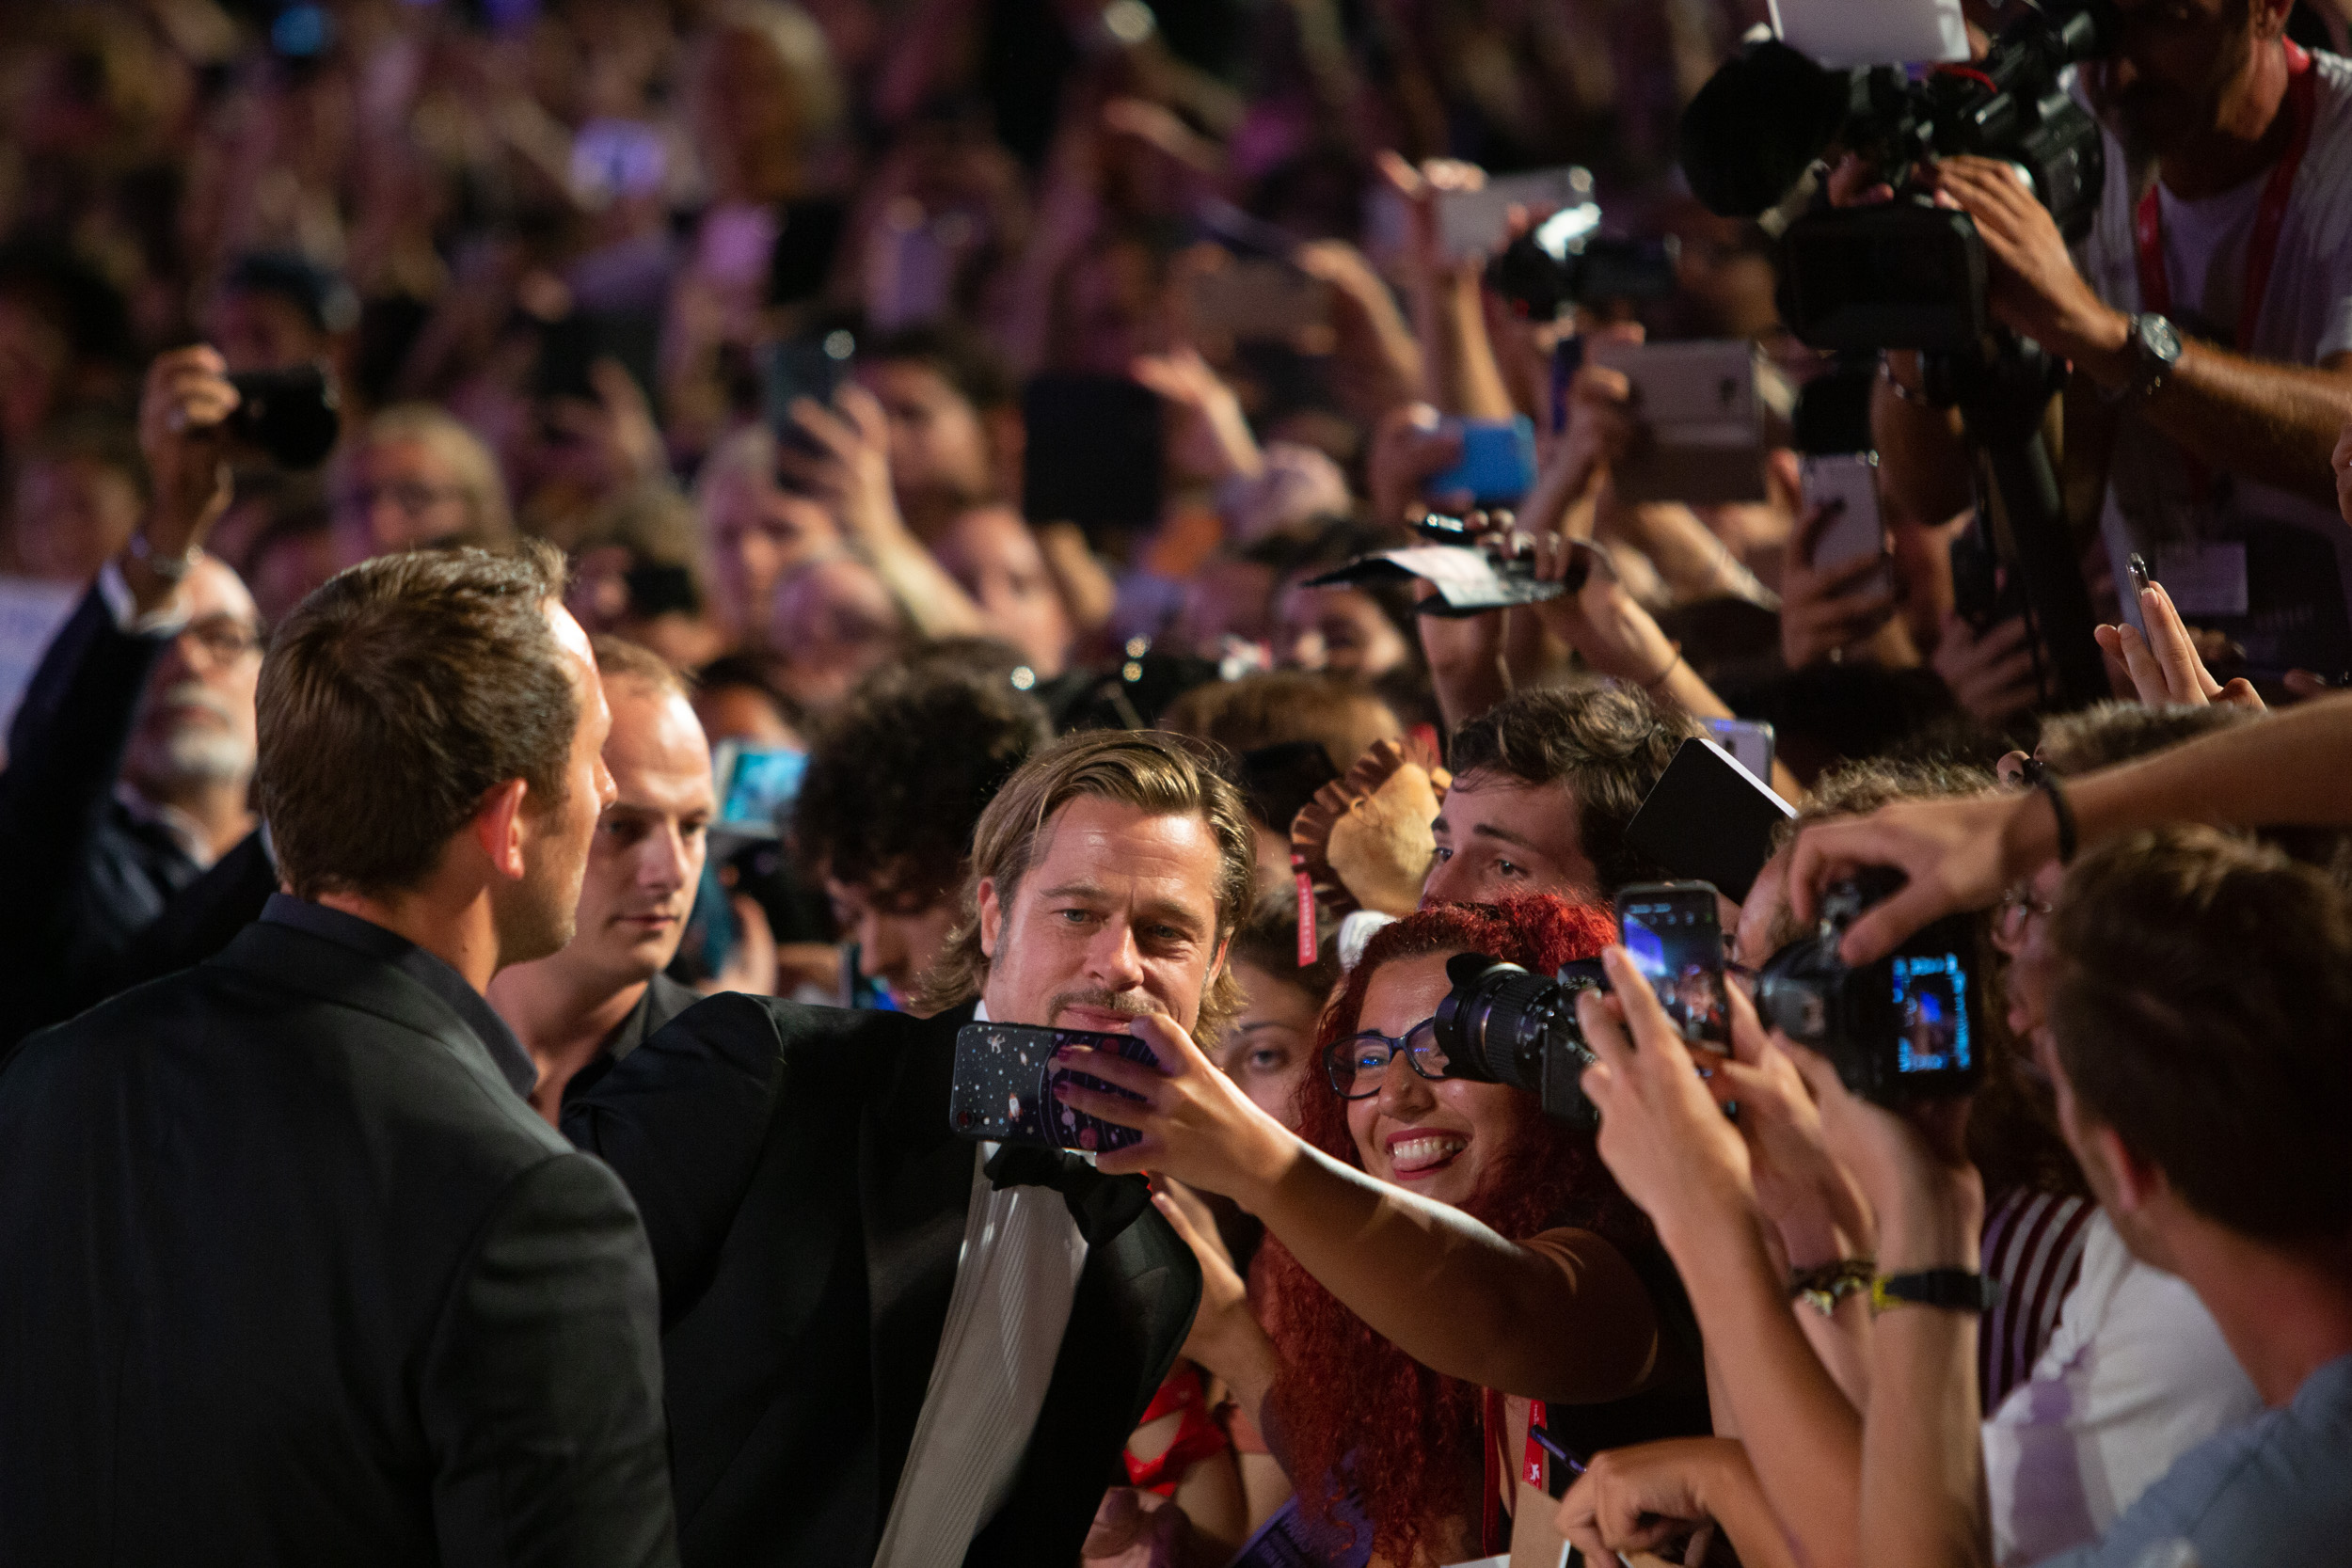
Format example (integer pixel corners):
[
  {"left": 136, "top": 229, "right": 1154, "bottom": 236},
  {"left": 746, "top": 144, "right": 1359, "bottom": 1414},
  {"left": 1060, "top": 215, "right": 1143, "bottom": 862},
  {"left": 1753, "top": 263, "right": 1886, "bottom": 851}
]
[{"left": 0, "top": 347, "right": 265, "bottom": 1044}]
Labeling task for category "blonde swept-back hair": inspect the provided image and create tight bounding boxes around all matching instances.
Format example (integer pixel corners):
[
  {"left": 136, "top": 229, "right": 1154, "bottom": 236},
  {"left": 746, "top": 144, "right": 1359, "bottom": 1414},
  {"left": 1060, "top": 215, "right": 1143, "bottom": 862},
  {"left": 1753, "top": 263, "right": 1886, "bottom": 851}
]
[{"left": 917, "top": 730, "right": 1259, "bottom": 1043}]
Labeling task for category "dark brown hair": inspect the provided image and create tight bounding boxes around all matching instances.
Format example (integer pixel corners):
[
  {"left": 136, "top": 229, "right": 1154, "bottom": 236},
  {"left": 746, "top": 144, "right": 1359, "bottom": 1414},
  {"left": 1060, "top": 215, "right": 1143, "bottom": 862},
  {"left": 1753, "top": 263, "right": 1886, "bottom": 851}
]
[
  {"left": 256, "top": 542, "right": 577, "bottom": 899},
  {"left": 2054, "top": 826, "right": 2352, "bottom": 1240},
  {"left": 792, "top": 661, "right": 1051, "bottom": 907},
  {"left": 1445, "top": 683, "right": 1702, "bottom": 895},
  {"left": 917, "top": 730, "right": 1259, "bottom": 1040}
]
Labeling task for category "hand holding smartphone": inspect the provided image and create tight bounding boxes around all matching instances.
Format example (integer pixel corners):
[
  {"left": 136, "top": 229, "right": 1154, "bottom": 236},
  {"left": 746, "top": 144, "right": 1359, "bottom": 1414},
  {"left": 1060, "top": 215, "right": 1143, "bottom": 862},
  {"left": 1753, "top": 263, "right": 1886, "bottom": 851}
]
[
  {"left": 1614, "top": 881, "right": 1731, "bottom": 1053},
  {"left": 950, "top": 1022, "right": 1158, "bottom": 1152}
]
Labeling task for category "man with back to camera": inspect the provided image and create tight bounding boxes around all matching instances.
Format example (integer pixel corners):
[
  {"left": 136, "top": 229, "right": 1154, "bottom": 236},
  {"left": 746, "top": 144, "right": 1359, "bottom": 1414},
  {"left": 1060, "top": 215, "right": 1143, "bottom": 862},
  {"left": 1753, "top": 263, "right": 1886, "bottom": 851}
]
[
  {"left": 563, "top": 729, "right": 1225, "bottom": 1567},
  {"left": 491, "top": 635, "right": 714, "bottom": 1126},
  {"left": 0, "top": 543, "right": 678, "bottom": 1566},
  {"left": 1877, "top": 0, "right": 2352, "bottom": 676}
]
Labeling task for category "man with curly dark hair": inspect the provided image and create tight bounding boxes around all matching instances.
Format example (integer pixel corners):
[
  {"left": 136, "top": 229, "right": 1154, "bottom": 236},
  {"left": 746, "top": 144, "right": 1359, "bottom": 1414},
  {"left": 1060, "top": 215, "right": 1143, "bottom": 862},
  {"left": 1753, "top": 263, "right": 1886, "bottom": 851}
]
[{"left": 792, "top": 659, "right": 1051, "bottom": 1001}]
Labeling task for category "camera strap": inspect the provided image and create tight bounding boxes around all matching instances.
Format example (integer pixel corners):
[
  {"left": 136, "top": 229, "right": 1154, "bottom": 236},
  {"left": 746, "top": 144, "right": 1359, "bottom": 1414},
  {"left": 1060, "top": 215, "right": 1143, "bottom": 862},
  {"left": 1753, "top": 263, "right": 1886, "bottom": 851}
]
[{"left": 2130, "top": 39, "right": 2316, "bottom": 500}]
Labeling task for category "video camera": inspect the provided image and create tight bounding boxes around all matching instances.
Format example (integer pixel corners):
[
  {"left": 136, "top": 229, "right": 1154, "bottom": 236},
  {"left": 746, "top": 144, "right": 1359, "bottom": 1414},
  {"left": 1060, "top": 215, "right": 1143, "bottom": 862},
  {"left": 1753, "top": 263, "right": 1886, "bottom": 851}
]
[
  {"left": 1432, "top": 869, "right": 1981, "bottom": 1125},
  {"left": 1680, "top": 0, "right": 2115, "bottom": 351}
]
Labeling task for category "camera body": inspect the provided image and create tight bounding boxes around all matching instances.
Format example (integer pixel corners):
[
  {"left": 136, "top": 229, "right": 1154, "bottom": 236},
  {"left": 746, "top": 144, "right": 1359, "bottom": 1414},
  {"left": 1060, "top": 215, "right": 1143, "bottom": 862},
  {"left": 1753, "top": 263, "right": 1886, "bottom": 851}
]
[
  {"left": 226, "top": 365, "right": 340, "bottom": 470},
  {"left": 1431, "top": 952, "right": 1610, "bottom": 1129},
  {"left": 1486, "top": 188, "right": 1681, "bottom": 320},
  {"left": 1754, "top": 868, "right": 1984, "bottom": 1106}
]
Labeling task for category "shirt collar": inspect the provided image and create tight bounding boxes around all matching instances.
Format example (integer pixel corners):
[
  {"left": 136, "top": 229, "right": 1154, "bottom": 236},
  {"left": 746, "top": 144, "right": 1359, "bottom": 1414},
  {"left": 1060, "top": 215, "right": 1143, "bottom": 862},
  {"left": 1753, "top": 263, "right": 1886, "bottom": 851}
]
[{"left": 260, "top": 893, "right": 538, "bottom": 1099}]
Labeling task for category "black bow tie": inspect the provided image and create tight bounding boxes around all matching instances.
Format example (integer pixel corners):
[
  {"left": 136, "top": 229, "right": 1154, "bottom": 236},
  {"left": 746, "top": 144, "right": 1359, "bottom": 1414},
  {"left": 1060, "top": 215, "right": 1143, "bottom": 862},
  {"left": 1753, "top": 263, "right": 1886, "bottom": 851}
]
[{"left": 983, "top": 1143, "right": 1152, "bottom": 1246}]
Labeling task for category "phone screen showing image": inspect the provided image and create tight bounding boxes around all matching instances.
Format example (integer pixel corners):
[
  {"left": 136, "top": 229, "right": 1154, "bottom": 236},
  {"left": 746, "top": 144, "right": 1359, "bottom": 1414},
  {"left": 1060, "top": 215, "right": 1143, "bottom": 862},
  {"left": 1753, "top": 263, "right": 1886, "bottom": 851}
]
[
  {"left": 1616, "top": 882, "right": 1730, "bottom": 1052},
  {"left": 713, "top": 744, "right": 807, "bottom": 836}
]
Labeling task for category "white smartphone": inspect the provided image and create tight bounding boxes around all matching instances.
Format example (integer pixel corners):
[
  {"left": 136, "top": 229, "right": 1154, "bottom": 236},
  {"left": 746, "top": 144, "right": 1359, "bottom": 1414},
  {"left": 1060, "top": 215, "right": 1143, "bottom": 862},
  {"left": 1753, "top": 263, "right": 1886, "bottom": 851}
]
[
  {"left": 1800, "top": 452, "right": 1888, "bottom": 576},
  {"left": 1586, "top": 338, "right": 1767, "bottom": 506}
]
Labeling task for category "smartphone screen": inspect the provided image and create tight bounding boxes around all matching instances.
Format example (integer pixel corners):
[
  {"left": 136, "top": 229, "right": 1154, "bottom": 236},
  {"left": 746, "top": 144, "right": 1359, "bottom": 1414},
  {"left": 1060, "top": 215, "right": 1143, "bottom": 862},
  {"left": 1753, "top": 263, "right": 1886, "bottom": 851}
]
[
  {"left": 1615, "top": 881, "right": 1730, "bottom": 1052},
  {"left": 711, "top": 743, "right": 807, "bottom": 837}
]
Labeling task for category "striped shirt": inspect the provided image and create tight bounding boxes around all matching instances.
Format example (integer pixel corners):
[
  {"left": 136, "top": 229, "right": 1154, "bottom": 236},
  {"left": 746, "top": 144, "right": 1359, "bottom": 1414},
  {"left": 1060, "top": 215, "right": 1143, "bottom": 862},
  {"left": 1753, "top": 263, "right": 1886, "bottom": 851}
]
[{"left": 1980, "top": 1187, "right": 2095, "bottom": 1412}]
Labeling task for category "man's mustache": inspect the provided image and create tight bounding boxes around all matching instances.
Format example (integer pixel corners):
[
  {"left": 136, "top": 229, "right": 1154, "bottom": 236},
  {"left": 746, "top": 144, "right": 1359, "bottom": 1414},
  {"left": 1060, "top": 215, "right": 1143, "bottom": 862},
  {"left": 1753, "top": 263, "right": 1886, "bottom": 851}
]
[
  {"left": 144, "top": 681, "right": 239, "bottom": 729},
  {"left": 1046, "top": 988, "right": 1158, "bottom": 1025}
]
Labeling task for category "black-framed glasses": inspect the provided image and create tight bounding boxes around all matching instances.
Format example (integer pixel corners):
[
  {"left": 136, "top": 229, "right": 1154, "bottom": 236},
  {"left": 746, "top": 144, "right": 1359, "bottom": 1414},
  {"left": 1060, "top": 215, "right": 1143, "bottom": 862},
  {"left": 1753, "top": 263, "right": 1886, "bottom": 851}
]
[{"left": 1325, "top": 1017, "right": 1454, "bottom": 1101}]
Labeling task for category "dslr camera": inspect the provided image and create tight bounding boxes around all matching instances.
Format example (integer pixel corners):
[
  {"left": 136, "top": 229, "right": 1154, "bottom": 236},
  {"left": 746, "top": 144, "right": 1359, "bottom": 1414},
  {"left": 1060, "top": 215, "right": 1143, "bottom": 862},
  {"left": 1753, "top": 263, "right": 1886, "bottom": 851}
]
[
  {"left": 1432, "top": 867, "right": 1982, "bottom": 1124},
  {"left": 1431, "top": 953, "right": 1612, "bottom": 1130},
  {"left": 1754, "top": 867, "right": 1983, "bottom": 1105},
  {"left": 1679, "top": 0, "right": 2115, "bottom": 351}
]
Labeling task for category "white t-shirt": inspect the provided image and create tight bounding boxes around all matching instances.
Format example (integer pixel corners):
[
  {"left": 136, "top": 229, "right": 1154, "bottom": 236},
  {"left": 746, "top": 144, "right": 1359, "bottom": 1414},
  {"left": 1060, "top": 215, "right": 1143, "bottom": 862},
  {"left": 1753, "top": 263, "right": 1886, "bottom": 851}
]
[
  {"left": 1981, "top": 1213, "right": 2263, "bottom": 1567},
  {"left": 2070, "top": 49, "right": 2352, "bottom": 673}
]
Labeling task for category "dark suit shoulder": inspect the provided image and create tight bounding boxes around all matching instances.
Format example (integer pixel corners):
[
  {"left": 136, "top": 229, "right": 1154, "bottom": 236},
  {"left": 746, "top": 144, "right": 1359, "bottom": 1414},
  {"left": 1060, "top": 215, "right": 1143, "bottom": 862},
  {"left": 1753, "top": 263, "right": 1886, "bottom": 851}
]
[{"left": 6, "top": 944, "right": 571, "bottom": 1194}]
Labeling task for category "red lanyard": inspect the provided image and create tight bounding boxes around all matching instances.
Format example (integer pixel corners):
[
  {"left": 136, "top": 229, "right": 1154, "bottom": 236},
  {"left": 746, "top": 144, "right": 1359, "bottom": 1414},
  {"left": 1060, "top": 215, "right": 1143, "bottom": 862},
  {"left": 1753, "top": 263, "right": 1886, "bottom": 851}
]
[{"left": 2133, "top": 40, "right": 2316, "bottom": 351}]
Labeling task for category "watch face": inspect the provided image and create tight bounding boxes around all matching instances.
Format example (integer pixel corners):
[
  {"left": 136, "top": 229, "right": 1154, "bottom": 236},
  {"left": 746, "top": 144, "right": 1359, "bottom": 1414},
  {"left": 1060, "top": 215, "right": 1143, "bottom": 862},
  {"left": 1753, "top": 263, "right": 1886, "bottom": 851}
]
[{"left": 2143, "top": 316, "right": 2182, "bottom": 360}]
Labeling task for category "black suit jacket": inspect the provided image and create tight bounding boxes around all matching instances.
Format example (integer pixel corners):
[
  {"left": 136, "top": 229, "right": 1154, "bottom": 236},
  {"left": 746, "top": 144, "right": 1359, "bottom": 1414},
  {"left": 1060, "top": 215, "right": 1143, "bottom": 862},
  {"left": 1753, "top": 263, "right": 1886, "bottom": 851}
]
[
  {"left": 0, "top": 916, "right": 678, "bottom": 1568},
  {"left": 564, "top": 994, "right": 1201, "bottom": 1568}
]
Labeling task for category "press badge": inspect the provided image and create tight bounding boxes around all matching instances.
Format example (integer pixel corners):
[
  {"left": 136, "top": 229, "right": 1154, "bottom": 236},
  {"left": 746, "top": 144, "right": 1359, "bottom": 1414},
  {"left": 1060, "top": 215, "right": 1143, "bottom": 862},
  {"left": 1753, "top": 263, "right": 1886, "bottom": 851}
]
[{"left": 2153, "top": 543, "right": 2249, "bottom": 618}]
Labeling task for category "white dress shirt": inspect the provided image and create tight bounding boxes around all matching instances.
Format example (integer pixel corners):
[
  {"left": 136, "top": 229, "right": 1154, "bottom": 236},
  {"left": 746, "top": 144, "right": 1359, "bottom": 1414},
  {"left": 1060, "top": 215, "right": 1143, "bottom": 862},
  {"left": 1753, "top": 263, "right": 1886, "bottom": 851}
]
[{"left": 868, "top": 1002, "right": 1090, "bottom": 1568}]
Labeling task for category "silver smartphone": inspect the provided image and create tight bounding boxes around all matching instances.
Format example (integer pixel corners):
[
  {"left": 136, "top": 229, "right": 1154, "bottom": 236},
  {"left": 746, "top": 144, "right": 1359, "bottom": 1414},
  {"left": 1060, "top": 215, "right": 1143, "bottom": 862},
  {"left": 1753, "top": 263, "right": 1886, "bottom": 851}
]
[
  {"left": 1800, "top": 452, "right": 1888, "bottom": 577},
  {"left": 1587, "top": 338, "right": 1767, "bottom": 506}
]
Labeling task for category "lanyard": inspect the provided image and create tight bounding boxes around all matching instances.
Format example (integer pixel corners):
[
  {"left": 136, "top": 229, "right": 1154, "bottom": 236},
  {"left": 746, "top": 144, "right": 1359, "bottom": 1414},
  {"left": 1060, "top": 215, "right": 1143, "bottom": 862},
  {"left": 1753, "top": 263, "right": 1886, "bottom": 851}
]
[
  {"left": 2129, "top": 40, "right": 2314, "bottom": 503},
  {"left": 2133, "top": 40, "right": 2315, "bottom": 351}
]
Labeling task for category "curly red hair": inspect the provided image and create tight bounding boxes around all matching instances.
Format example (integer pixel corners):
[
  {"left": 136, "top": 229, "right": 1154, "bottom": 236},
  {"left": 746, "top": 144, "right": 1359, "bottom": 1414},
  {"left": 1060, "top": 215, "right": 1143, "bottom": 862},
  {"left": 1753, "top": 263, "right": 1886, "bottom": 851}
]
[{"left": 1257, "top": 895, "right": 1650, "bottom": 1565}]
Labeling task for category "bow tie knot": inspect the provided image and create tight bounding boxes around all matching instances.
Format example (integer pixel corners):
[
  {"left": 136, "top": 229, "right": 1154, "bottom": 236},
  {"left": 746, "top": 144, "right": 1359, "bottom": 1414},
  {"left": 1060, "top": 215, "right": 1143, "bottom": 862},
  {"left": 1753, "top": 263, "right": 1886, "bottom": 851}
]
[{"left": 983, "top": 1143, "right": 1152, "bottom": 1245}]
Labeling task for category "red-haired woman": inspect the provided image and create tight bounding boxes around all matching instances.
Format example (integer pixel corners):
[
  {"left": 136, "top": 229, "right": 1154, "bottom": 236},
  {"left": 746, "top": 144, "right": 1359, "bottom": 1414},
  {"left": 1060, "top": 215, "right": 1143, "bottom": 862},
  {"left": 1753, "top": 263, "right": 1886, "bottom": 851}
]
[{"left": 1057, "top": 895, "right": 1708, "bottom": 1566}]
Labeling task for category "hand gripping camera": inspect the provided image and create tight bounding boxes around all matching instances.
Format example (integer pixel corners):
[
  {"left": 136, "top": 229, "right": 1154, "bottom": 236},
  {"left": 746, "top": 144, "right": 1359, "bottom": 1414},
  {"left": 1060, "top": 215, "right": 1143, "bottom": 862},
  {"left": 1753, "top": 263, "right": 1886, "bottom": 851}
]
[{"left": 1754, "top": 868, "right": 1984, "bottom": 1105}]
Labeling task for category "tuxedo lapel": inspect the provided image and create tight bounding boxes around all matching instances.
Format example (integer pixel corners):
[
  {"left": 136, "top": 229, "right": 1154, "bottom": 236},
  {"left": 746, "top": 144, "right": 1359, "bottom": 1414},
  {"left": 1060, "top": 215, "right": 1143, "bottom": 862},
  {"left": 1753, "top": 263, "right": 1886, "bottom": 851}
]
[
  {"left": 963, "top": 1201, "right": 1202, "bottom": 1567},
  {"left": 857, "top": 1003, "right": 979, "bottom": 1531}
]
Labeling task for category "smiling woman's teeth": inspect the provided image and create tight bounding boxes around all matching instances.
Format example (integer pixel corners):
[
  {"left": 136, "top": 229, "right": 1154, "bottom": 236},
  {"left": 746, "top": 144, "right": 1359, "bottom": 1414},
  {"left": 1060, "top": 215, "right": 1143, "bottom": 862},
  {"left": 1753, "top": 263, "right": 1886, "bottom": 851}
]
[{"left": 1390, "top": 1136, "right": 1467, "bottom": 1171}]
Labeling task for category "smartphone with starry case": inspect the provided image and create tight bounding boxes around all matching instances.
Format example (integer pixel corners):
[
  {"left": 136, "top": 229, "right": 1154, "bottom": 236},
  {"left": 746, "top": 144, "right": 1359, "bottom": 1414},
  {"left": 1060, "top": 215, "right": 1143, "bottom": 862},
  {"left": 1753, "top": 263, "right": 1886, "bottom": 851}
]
[{"left": 949, "top": 1022, "right": 1155, "bottom": 1152}]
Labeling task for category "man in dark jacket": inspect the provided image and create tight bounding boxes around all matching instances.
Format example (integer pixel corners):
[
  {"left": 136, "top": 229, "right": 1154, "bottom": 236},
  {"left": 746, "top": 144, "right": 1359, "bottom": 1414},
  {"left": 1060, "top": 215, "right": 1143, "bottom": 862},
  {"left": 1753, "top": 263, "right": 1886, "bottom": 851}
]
[
  {"left": 491, "top": 634, "right": 715, "bottom": 1125},
  {"left": 566, "top": 729, "right": 1233, "bottom": 1568},
  {"left": 0, "top": 542, "right": 676, "bottom": 1566},
  {"left": 0, "top": 345, "right": 274, "bottom": 1044}
]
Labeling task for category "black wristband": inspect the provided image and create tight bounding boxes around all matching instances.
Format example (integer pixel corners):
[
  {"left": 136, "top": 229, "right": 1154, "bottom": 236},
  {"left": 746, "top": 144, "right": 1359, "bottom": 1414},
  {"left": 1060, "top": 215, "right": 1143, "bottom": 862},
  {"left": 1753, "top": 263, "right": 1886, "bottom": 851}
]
[
  {"left": 1871, "top": 1267, "right": 1998, "bottom": 1315},
  {"left": 2035, "top": 776, "right": 2077, "bottom": 864}
]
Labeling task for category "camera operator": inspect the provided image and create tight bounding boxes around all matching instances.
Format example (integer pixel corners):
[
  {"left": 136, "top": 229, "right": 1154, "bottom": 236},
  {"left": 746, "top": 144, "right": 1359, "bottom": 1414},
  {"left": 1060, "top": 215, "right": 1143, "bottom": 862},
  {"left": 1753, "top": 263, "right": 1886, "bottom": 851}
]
[
  {"left": 1876, "top": 0, "right": 2352, "bottom": 676},
  {"left": 0, "top": 346, "right": 265, "bottom": 1046}
]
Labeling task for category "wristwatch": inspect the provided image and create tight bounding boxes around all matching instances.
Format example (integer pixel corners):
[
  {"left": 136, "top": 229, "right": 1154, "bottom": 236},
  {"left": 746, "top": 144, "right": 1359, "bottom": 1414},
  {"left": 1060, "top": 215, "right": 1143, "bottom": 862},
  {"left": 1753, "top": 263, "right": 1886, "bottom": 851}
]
[
  {"left": 2120, "top": 312, "right": 2183, "bottom": 403},
  {"left": 125, "top": 531, "right": 199, "bottom": 583},
  {"left": 1871, "top": 1267, "right": 1999, "bottom": 1315}
]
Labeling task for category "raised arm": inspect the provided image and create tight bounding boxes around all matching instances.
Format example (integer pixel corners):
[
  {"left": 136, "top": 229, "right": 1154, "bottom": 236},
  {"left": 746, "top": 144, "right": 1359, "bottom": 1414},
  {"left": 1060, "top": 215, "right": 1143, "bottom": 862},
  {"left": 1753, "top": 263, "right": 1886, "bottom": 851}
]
[
  {"left": 1060, "top": 1014, "right": 1663, "bottom": 1404},
  {"left": 1790, "top": 693, "right": 2352, "bottom": 962}
]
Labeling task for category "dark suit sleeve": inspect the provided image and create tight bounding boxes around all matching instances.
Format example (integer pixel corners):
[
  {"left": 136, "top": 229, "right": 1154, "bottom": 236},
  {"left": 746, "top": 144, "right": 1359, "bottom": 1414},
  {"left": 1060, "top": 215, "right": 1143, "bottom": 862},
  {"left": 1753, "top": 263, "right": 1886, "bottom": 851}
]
[
  {"left": 561, "top": 992, "right": 796, "bottom": 1324},
  {"left": 0, "top": 587, "right": 169, "bottom": 1029},
  {"left": 0, "top": 586, "right": 166, "bottom": 908},
  {"left": 419, "top": 1150, "right": 679, "bottom": 1568}
]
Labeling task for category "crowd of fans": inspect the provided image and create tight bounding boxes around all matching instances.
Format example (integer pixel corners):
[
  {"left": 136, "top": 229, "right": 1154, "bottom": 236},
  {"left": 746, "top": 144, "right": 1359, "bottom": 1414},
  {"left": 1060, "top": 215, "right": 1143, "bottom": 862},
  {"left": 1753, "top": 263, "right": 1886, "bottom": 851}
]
[{"left": 4, "top": 0, "right": 2352, "bottom": 1565}]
